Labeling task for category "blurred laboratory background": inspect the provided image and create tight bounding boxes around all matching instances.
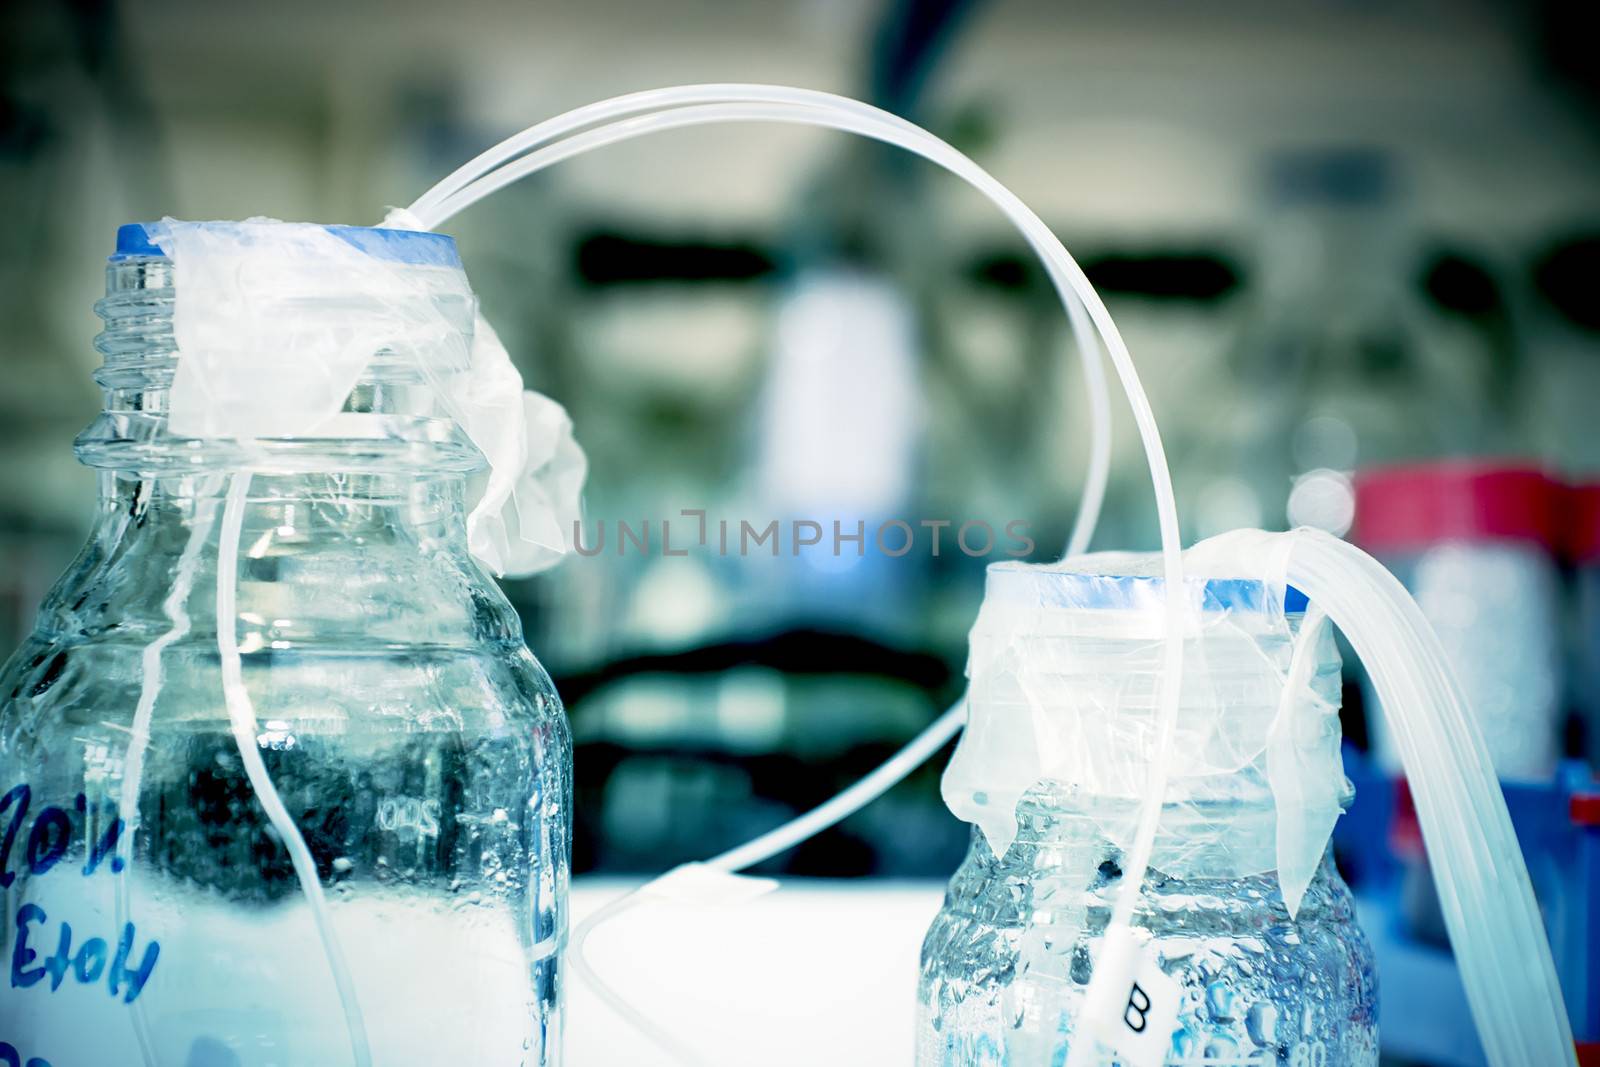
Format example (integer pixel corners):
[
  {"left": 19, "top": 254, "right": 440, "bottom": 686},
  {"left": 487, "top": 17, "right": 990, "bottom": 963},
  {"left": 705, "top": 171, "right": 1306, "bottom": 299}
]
[{"left": 4, "top": 1, "right": 1599, "bottom": 1062}]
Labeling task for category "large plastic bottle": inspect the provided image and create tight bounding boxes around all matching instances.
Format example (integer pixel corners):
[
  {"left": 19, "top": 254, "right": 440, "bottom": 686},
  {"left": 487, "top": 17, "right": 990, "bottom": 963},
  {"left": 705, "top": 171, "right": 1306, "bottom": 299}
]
[{"left": 0, "top": 224, "right": 570, "bottom": 1067}]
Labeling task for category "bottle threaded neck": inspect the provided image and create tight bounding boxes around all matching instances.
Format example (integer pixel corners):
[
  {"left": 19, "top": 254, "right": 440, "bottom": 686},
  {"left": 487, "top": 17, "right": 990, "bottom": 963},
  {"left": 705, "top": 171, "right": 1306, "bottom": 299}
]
[{"left": 78, "top": 256, "right": 486, "bottom": 475}]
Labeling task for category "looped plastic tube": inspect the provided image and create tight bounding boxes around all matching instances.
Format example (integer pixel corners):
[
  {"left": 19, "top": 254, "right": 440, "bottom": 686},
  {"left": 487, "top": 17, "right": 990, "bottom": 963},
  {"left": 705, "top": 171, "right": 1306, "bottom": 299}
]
[
  {"left": 1271, "top": 528, "right": 1573, "bottom": 1066},
  {"left": 216, "top": 473, "right": 373, "bottom": 1067},
  {"left": 408, "top": 85, "right": 1574, "bottom": 1066},
  {"left": 405, "top": 83, "right": 1179, "bottom": 1065}
]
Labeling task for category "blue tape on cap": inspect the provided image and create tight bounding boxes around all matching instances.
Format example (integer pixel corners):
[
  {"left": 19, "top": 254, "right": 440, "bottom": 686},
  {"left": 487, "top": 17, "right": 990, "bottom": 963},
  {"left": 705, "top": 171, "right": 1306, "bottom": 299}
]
[
  {"left": 111, "top": 221, "right": 461, "bottom": 268},
  {"left": 989, "top": 562, "right": 1309, "bottom": 615}
]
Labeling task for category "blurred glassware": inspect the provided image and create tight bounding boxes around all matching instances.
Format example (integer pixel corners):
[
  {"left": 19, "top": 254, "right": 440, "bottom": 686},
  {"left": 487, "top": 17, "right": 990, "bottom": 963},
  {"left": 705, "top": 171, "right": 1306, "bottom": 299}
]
[
  {"left": 750, "top": 267, "right": 925, "bottom": 632},
  {"left": 1185, "top": 148, "right": 1495, "bottom": 541},
  {"left": 1568, "top": 481, "right": 1600, "bottom": 770},
  {"left": 1353, "top": 461, "right": 1564, "bottom": 782},
  {"left": 563, "top": 629, "right": 964, "bottom": 878}
]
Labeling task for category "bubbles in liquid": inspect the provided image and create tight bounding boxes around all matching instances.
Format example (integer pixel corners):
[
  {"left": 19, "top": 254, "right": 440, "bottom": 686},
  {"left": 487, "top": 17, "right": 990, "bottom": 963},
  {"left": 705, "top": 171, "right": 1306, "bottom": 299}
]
[{"left": 915, "top": 832, "right": 1378, "bottom": 1066}]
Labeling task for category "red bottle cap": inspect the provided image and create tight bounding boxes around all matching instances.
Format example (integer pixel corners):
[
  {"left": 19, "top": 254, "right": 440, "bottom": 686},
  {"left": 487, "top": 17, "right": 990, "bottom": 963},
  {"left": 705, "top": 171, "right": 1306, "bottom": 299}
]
[
  {"left": 1567, "top": 482, "right": 1600, "bottom": 564},
  {"left": 1571, "top": 793, "right": 1600, "bottom": 828},
  {"left": 1352, "top": 461, "right": 1560, "bottom": 554}
]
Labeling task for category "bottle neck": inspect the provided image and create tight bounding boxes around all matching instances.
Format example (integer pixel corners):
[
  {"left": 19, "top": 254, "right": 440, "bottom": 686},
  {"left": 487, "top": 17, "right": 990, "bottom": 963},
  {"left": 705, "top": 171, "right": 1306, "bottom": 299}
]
[
  {"left": 996, "top": 781, "right": 1282, "bottom": 884},
  {"left": 78, "top": 256, "right": 484, "bottom": 476},
  {"left": 948, "top": 782, "right": 1347, "bottom": 927},
  {"left": 40, "top": 467, "right": 517, "bottom": 653},
  {"left": 90, "top": 468, "right": 469, "bottom": 544}
]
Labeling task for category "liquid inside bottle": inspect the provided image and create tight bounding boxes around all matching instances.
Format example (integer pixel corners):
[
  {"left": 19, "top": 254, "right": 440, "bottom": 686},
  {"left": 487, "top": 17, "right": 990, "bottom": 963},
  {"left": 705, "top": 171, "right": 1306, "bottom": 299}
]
[
  {"left": 917, "top": 788, "right": 1378, "bottom": 1066},
  {"left": 0, "top": 225, "right": 570, "bottom": 1067}
]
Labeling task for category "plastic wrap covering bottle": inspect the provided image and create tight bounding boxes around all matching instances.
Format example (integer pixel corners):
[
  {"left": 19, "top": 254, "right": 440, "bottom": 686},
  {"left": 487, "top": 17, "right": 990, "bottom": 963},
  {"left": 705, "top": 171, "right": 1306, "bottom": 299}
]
[
  {"left": 919, "top": 559, "right": 1377, "bottom": 1066},
  {"left": 0, "top": 225, "right": 570, "bottom": 1066},
  {"left": 1352, "top": 462, "right": 1563, "bottom": 782}
]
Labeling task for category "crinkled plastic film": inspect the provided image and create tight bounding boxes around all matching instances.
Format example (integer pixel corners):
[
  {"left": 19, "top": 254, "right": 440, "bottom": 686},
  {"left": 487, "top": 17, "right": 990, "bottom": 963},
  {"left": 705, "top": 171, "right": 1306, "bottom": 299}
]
[
  {"left": 147, "top": 217, "right": 585, "bottom": 577},
  {"left": 945, "top": 543, "right": 1345, "bottom": 916}
]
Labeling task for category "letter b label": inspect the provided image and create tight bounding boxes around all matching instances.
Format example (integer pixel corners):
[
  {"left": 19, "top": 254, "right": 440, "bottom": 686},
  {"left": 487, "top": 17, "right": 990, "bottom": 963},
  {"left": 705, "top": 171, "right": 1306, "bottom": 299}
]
[{"left": 1123, "top": 982, "right": 1151, "bottom": 1033}]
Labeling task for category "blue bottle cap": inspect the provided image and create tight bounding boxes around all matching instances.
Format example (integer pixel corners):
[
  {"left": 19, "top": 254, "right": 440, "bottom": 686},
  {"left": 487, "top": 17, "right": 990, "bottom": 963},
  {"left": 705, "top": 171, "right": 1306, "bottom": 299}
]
[
  {"left": 987, "top": 559, "right": 1309, "bottom": 616},
  {"left": 111, "top": 221, "right": 461, "bottom": 268}
]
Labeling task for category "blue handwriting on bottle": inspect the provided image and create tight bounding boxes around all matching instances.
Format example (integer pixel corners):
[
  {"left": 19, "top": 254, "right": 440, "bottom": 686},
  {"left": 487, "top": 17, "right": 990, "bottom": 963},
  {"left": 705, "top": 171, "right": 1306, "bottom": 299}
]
[{"left": 1, "top": 782, "right": 161, "bottom": 1006}]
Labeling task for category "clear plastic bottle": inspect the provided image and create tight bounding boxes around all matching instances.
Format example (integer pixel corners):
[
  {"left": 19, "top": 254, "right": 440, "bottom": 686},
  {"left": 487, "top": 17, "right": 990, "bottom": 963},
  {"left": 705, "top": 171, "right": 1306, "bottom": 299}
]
[
  {"left": 0, "top": 226, "right": 570, "bottom": 1066},
  {"left": 917, "top": 789, "right": 1378, "bottom": 1066},
  {"left": 921, "top": 564, "right": 1379, "bottom": 1066}
]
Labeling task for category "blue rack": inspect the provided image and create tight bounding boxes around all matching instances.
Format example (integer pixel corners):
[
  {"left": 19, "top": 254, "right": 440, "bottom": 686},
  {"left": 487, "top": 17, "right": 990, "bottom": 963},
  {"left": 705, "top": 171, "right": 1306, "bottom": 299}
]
[{"left": 1336, "top": 748, "right": 1600, "bottom": 1064}]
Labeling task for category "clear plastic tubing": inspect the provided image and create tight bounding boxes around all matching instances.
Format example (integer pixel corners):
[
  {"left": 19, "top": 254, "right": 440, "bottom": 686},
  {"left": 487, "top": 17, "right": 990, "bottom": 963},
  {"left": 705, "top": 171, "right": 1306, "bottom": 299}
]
[
  {"left": 400, "top": 85, "right": 1195, "bottom": 1064},
  {"left": 216, "top": 473, "right": 373, "bottom": 1067},
  {"left": 118, "top": 473, "right": 225, "bottom": 1067},
  {"left": 405, "top": 85, "right": 1575, "bottom": 1066},
  {"left": 1283, "top": 529, "right": 1573, "bottom": 1066},
  {"left": 121, "top": 462, "right": 377, "bottom": 1067},
  {"left": 404, "top": 84, "right": 1177, "bottom": 954},
  {"left": 407, "top": 89, "right": 1113, "bottom": 570}
]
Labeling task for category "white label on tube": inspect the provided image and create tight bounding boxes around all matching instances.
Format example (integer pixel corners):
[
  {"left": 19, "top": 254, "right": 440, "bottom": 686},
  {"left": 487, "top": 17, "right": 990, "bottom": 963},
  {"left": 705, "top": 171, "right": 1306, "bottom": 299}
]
[
  {"left": 1110, "top": 954, "right": 1181, "bottom": 1067},
  {"left": 1077, "top": 926, "right": 1181, "bottom": 1067}
]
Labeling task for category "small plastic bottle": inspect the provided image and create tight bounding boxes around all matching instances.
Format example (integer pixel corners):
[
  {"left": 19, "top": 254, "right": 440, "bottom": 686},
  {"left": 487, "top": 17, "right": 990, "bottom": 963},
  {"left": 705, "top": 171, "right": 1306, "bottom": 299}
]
[
  {"left": 0, "top": 224, "right": 570, "bottom": 1066},
  {"left": 919, "top": 562, "right": 1378, "bottom": 1065}
]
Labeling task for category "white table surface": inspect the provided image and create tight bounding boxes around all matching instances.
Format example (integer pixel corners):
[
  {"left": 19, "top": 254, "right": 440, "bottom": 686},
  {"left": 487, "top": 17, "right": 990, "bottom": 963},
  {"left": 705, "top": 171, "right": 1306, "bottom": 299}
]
[{"left": 567, "top": 877, "right": 947, "bottom": 1066}]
